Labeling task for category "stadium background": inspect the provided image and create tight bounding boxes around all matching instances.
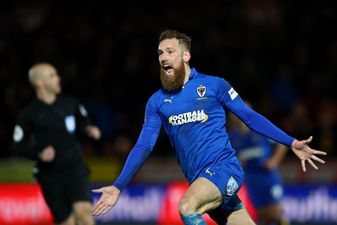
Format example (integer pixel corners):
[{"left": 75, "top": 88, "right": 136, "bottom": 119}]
[{"left": 0, "top": 0, "right": 336, "bottom": 224}]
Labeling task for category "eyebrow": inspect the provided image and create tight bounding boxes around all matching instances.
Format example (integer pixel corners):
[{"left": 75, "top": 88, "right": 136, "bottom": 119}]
[{"left": 158, "top": 47, "right": 175, "bottom": 52}]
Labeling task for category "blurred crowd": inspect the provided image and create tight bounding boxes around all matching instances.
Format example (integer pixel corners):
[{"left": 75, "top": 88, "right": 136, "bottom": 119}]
[{"left": 0, "top": 0, "right": 336, "bottom": 158}]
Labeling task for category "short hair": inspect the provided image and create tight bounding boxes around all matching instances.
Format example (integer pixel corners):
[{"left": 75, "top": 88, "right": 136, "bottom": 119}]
[
  {"left": 159, "top": 29, "right": 191, "bottom": 51},
  {"left": 28, "top": 62, "right": 52, "bottom": 85}
]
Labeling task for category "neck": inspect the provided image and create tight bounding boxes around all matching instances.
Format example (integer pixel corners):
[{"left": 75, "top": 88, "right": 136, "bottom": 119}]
[
  {"left": 183, "top": 65, "right": 191, "bottom": 84},
  {"left": 36, "top": 90, "right": 57, "bottom": 104}
]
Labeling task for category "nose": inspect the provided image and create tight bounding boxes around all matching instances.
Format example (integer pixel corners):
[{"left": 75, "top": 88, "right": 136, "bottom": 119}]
[
  {"left": 56, "top": 74, "right": 61, "bottom": 82},
  {"left": 161, "top": 59, "right": 169, "bottom": 65}
]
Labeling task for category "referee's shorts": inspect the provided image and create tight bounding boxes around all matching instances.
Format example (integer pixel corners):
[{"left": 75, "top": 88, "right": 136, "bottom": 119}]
[{"left": 35, "top": 162, "right": 92, "bottom": 223}]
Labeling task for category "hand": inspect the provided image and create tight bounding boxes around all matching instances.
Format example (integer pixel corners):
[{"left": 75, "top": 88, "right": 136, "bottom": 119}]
[
  {"left": 291, "top": 136, "right": 327, "bottom": 172},
  {"left": 263, "top": 158, "right": 277, "bottom": 171},
  {"left": 39, "top": 146, "right": 55, "bottom": 162},
  {"left": 86, "top": 126, "right": 101, "bottom": 140},
  {"left": 92, "top": 185, "right": 121, "bottom": 216},
  {"left": 239, "top": 159, "right": 247, "bottom": 167}
]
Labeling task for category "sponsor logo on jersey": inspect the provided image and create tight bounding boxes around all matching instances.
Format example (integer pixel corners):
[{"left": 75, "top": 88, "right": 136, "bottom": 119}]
[
  {"left": 168, "top": 110, "right": 208, "bottom": 126},
  {"left": 164, "top": 96, "right": 174, "bottom": 103},
  {"left": 228, "top": 87, "right": 238, "bottom": 100}
]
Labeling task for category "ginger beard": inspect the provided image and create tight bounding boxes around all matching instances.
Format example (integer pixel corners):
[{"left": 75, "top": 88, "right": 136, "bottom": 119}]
[{"left": 160, "top": 59, "right": 186, "bottom": 92}]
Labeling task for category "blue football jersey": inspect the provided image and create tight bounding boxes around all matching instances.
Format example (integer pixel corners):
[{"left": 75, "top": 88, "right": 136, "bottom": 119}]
[
  {"left": 113, "top": 68, "right": 294, "bottom": 190},
  {"left": 144, "top": 68, "right": 239, "bottom": 182}
]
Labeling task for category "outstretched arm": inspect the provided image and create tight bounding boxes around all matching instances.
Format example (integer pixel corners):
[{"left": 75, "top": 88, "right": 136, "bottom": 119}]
[
  {"left": 92, "top": 128, "right": 160, "bottom": 216},
  {"left": 224, "top": 93, "right": 326, "bottom": 172},
  {"left": 92, "top": 95, "right": 162, "bottom": 216}
]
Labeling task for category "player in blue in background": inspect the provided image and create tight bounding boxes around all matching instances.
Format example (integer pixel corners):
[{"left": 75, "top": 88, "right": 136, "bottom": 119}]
[
  {"left": 92, "top": 30, "right": 326, "bottom": 225},
  {"left": 228, "top": 102, "right": 289, "bottom": 225}
]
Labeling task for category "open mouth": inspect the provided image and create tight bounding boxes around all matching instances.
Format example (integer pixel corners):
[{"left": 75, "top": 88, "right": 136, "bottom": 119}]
[{"left": 162, "top": 64, "right": 174, "bottom": 74}]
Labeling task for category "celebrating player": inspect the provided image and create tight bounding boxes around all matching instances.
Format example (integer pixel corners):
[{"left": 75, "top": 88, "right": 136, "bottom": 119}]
[{"left": 92, "top": 30, "right": 326, "bottom": 225}]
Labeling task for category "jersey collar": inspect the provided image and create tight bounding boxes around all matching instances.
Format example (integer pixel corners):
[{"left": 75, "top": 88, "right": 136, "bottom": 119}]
[{"left": 188, "top": 67, "right": 197, "bottom": 80}]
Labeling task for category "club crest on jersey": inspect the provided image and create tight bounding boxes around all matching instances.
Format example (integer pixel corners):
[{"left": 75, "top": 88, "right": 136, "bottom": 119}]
[
  {"left": 168, "top": 110, "right": 208, "bottom": 126},
  {"left": 197, "top": 85, "right": 206, "bottom": 97}
]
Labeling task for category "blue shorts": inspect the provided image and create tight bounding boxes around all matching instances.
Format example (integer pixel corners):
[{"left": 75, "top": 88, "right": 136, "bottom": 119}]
[
  {"left": 245, "top": 170, "right": 283, "bottom": 208},
  {"left": 199, "top": 158, "right": 244, "bottom": 211}
]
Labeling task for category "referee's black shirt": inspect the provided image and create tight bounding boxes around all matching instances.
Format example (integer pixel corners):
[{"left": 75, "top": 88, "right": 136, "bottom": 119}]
[{"left": 13, "top": 94, "right": 92, "bottom": 172}]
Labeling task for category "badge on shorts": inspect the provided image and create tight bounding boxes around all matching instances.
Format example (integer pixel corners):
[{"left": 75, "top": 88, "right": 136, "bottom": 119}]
[
  {"left": 65, "top": 115, "right": 76, "bottom": 133},
  {"left": 226, "top": 176, "right": 238, "bottom": 196}
]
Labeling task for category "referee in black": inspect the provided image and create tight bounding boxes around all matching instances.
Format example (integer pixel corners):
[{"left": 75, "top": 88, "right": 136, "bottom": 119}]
[{"left": 12, "top": 62, "right": 101, "bottom": 225}]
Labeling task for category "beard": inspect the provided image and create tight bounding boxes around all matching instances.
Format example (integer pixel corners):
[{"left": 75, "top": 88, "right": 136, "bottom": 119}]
[{"left": 160, "top": 61, "right": 186, "bottom": 92}]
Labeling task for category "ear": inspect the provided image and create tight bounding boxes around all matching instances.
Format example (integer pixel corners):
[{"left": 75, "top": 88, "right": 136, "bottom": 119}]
[
  {"left": 183, "top": 51, "right": 191, "bottom": 63},
  {"left": 34, "top": 79, "right": 44, "bottom": 89}
]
